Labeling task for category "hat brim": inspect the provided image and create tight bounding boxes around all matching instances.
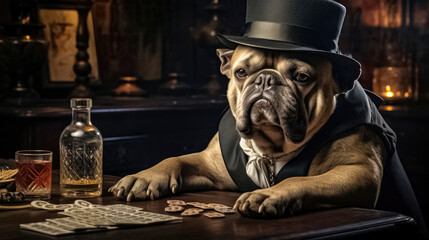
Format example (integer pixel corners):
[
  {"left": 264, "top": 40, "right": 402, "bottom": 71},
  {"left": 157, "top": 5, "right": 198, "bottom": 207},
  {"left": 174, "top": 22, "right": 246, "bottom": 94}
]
[{"left": 218, "top": 34, "right": 362, "bottom": 92}]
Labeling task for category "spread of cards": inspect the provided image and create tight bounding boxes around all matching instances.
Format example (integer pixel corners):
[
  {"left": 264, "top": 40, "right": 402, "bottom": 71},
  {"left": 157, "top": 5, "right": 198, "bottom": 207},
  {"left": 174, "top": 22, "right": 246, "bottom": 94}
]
[
  {"left": 164, "top": 199, "right": 236, "bottom": 218},
  {"left": 20, "top": 200, "right": 182, "bottom": 236},
  {"left": 20, "top": 199, "right": 235, "bottom": 236}
]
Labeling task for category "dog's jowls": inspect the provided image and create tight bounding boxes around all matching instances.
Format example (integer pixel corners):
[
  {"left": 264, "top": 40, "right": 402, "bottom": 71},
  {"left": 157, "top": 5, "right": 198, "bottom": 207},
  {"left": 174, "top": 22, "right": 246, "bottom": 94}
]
[{"left": 109, "top": 46, "right": 385, "bottom": 218}]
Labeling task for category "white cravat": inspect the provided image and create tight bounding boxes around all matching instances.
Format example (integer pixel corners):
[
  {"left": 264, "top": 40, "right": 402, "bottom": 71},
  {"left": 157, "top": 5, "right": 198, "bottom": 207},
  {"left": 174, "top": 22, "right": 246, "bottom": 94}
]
[{"left": 240, "top": 138, "right": 301, "bottom": 188}]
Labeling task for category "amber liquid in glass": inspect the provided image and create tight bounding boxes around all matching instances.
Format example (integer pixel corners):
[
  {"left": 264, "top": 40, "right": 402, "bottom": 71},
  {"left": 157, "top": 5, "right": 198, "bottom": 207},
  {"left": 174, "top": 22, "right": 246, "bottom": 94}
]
[
  {"left": 15, "top": 160, "right": 52, "bottom": 199},
  {"left": 60, "top": 178, "right": 102, "bottom": 198}
]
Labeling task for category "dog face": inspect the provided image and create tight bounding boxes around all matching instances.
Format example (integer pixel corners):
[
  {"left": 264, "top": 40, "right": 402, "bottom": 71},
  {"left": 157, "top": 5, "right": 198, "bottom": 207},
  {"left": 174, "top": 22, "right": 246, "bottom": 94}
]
[{"left": 217, "top": 46, "right": 339, "bottom": 155}]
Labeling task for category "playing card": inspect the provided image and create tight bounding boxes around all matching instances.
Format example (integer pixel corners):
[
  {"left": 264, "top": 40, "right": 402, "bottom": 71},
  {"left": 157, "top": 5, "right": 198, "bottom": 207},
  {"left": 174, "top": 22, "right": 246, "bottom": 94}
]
[
  {"left": 187, "top": 208, "right": 204, "bottom": 213},
  {"left": 108, "top": 217, "right": 148, "bottom": 225},
  {"left": 181, "top": 208, "right": 201, "bottom": 216},
  {"left": 46, "top": 217, "right": 99, "bottom": 231},
  {"left": 214, "top": 207, "right": 236, "bottom": 214},
  {"left": 20, "top": 222, "right": 74, "bottom": 236},
  {"left": 167, "top": 200, "right": 187, "bottom": 206},
  {"left": 164, "top": 205, "right": 184, "bottom": 213},
  {"left": 208, "top": 203, "right": 230, "bottom": 209},
  {"left": 186, "top": 201, "right": 202, "bottom": 206},
  {"left": 204, "top": 211, "right": 225, "bottom": 218},
  {"left": 191, "top": 203, "right": 213, "bottom": 210},
  {"left": 107, "top": 204, "right": 144, "bottom": 211},
  {"left": 108, "top": 209, "right": 182, "bottom": 225},
  {"left": 58, "top": 211, "right": 73, "bottom": 217},
  {"left": 24, "top": 200, "right": 181, "bottom": 237},
  {"left": 73, "top": 216, "right": 116, "bottom": 226}
]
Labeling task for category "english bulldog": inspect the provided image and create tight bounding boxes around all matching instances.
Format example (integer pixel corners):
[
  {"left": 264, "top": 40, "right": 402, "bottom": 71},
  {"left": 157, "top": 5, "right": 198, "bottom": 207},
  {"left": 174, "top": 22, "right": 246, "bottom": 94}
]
[{"left": 109, "top": 45, "right": 385, "bottom": 218}]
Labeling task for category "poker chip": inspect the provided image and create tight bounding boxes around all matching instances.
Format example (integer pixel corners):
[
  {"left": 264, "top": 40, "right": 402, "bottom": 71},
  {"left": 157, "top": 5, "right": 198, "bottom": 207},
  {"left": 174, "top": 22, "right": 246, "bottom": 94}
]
[
  {"left": 164, "top": 205, "right": 184, "bottom": 213},
  {"left": 204, "top": 211, "right": 225, "bottom": 218},
  {"left": 53, "top": 204, "right": 74, "bottom": 210},
  {"left": 42, "top": 203, "right": 61, "bottom": 211},
  {"left": 32, "top": 201, "right": 75, "bottom": 211},
  {"left": 74, "top": 200, "right": 93, "bottom": 208},
  {"left": 31, "top": 200, "right": 50, "bottom": 209}
]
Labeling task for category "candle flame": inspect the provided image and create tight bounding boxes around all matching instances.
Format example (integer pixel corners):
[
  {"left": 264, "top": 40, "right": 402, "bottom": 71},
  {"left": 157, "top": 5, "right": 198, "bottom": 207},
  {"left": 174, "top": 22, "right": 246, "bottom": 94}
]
[
  {"left": 385, "top": 85, "right": 391, "bottom": 91},
  {"left": 386, "top": 92, "right": 394, "bottom": 97}
]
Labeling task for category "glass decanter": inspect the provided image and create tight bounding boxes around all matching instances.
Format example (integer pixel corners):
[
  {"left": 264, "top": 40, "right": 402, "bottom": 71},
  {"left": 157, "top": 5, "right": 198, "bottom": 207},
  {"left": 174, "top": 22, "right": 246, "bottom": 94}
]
[{"left": 60, "top": 98, "right": 103, "bottom": 198}]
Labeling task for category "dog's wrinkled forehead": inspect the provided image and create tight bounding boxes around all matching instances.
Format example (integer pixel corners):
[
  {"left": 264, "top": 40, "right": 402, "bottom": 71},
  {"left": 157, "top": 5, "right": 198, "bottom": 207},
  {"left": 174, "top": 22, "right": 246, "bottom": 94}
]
[
  {"left": 231, "top": 46, "right": 325, "bottom": 76},
  {"left": 231, "top": 46, "right": 268, "bottom": 70}
]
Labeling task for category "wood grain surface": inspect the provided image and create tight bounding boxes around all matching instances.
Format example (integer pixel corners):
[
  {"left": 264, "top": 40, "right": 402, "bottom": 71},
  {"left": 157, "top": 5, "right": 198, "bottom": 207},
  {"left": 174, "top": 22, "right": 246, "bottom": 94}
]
[{"left": 0, "top": 171, "right": 418, "bottom": 240}]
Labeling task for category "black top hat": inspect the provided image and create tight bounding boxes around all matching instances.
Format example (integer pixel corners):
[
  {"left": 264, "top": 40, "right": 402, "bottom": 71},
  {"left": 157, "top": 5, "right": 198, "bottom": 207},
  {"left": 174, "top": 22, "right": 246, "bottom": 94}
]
[{"left": 218, "top": 0, "right": 361, "bottom": 91}]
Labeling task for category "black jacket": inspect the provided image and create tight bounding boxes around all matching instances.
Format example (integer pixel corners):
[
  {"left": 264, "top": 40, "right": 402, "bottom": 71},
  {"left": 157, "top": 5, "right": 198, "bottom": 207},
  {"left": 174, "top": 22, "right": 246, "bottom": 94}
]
[{"left": 218, "top": 82, "right": 427, "bottom": 236}]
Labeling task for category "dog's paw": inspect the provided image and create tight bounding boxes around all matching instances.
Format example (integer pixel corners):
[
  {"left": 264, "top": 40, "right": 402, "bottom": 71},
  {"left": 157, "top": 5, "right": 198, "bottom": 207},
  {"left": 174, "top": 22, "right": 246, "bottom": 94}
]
[
  {"left": 108, "top": 167, "right": 181, "bottom": 202},
  {"left": 233, "top": 189, "right": 302, "bottom": 218}
]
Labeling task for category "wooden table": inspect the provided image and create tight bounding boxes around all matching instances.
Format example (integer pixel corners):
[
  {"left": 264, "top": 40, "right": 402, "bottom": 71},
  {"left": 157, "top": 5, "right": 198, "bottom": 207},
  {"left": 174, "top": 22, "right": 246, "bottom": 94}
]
[{"left": 0, "top": 172, "right": 419, "bottom": 240}]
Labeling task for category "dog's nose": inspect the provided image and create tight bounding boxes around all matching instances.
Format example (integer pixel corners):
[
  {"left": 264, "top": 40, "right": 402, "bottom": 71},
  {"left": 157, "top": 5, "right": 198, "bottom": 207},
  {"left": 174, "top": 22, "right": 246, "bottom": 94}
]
[{"left": 255, "top": 73, "right": 278, "bottom": 88}]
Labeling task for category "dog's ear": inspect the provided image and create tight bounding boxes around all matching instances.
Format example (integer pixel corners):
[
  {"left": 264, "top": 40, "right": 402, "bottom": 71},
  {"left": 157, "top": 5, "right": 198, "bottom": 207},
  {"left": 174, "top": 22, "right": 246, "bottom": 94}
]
[{"left": 216, "top": 49, "right": 234, "bottom": 79}]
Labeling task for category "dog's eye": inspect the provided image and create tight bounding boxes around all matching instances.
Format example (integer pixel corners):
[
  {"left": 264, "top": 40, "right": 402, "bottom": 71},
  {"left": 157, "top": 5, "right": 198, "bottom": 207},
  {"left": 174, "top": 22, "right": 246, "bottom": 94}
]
[
  {"left": 235, "top": 69, "right": 248, "bottom": 79},
  {"left": 294, "top": 73, "right": 310, "bottom": 83}
]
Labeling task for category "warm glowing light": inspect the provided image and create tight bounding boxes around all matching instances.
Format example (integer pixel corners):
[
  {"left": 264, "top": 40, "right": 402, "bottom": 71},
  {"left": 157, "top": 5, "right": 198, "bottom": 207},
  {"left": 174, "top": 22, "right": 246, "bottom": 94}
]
[
  {"left": 385, "top": 106, "right": 394, "bottom": 111},
  {"left": 384, "top": 85, "right": 394, "bottom": 98},
  {"left": 22, "top": 16, "right": 30, "bottom": 24},
  {"left": 385, "top": 85, "right": 391, "bottom": 91},
  {"left": 120, "top": 76, "right": 137, "bottom": 82},
  {"left": 373, "top": 67, "right": 414, "bottom": 101},
  {"left": 25, "top": 35, "right": 30, "bottom": 40}
]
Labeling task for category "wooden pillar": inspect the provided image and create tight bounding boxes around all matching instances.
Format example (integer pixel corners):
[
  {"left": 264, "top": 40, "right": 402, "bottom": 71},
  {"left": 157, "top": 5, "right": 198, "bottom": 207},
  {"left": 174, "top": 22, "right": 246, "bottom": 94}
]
[{"left": 70, "top": 0, "right": 93, "bottom": 98}]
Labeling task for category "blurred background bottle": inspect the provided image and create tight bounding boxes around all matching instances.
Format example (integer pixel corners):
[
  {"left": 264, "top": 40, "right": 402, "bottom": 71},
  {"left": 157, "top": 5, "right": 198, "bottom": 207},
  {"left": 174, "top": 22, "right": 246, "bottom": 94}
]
[{"left": 59, "top": 98, "right": 103, "bottom": 198}]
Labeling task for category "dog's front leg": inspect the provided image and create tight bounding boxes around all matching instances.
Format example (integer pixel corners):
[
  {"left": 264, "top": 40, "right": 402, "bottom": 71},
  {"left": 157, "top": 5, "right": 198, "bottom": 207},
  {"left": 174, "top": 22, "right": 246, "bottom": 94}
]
[
  {"left": 109, "top": 153, "right": 207, "bottom": 201},
  {"left": 234, "top": 165, "right": 381, "bottom": 218},
  {"left": 234, "top": 127, "right": 385, "bottom": 218},
  {"left": 109, "top": 133, "right": 236, "bottom": 201}
]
